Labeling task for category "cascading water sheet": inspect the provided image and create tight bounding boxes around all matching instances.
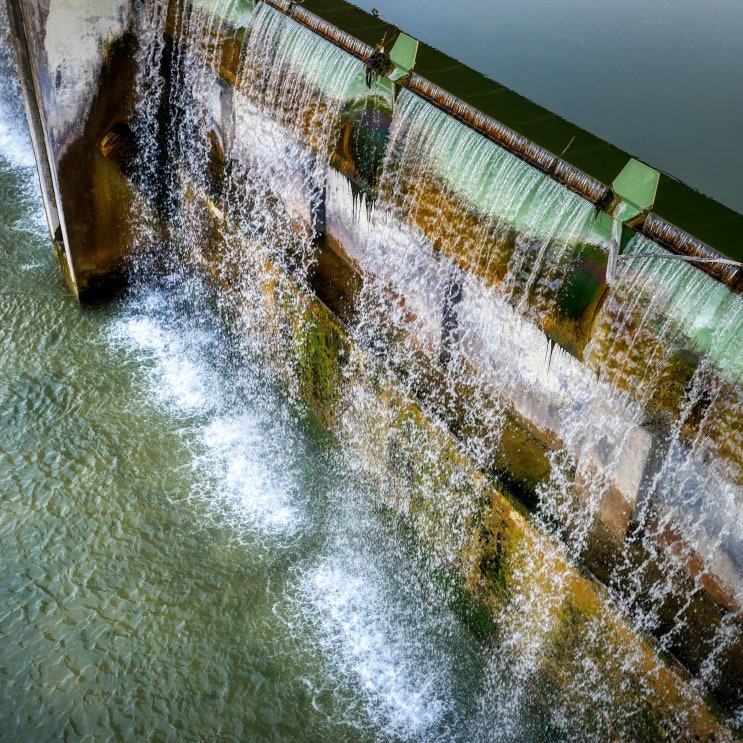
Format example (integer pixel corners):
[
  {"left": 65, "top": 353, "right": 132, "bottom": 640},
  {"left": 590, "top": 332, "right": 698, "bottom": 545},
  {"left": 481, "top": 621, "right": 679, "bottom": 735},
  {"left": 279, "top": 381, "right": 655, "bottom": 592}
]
[
  {"left": 10, "top": 0, "right": 739, "bottom": 734},
  {"left": 328, "top": 78, "right": 743, "bottom": 721},
  {"left": 586, "top": 235, "right": 743, "bottom": 704}
]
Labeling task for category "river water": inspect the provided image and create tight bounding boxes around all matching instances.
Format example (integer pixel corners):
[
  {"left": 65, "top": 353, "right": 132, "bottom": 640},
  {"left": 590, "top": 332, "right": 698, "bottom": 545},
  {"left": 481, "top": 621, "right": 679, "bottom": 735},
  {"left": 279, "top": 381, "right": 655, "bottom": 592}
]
[
  {"left": 0, "top": 17, "right": 568, "bottom": 742},
  {"left": 348, "top": 0, "right": 743, "bottom": 216}
]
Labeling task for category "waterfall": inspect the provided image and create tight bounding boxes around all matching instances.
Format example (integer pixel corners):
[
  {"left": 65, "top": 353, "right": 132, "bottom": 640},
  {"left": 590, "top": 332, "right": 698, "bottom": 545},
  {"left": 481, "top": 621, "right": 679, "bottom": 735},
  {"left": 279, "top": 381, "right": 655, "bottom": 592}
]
[
  {"left": 127, "top": 0, "right": 365, "bottom": 358},
  {"left": 369, "top": 91, "right": 599, "bottom": 323},
  {"left": 327, "top": 79, "right": 743, "bottom": 721},
  {"left": 115, "top": 0, "right": 743, "bottom": 733},
  {"left": 585, "top": 235, "right": 743, "bottom": 704},
  {"left": 345, "top": 90, "right": 645, "bottom": 544}
]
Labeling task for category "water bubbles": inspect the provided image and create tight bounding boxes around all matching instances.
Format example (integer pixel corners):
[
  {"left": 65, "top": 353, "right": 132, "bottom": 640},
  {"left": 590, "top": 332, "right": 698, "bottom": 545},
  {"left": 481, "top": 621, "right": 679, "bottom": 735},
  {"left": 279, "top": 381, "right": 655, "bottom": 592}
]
[
  {"left": 103, "top": 0, "right": 743, "bottom": 733},
  {"left": 0, "top": 13, "right": 36, "bottom": 171},
  {"left": 199, "top": 414, "right": 301, "bottom": 535},
  {"left": 303, "top": 561, "right": 451, "bottom": 740}
]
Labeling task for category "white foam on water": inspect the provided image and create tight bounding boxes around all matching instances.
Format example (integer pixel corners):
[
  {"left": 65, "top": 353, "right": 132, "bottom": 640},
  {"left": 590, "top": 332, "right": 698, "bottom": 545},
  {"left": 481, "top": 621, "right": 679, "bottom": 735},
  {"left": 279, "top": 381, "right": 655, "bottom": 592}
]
[
  {"left": 0, "top": 56, "right": 36, "bottom": 172},
  {"left": 110, "top": 288, "right": 487, "bottom": 740},
  {"left": 199, "top": 414, "right": 300, "bottom": 535},
  {"left": 111, "top": 313, "right": 215, "bottom": 413},
  {"left": 301, "top": 557, "right": 454, "bottom": 741},
  {"left": 0, "top": 103, "right": 35, "bottom": 171},
  {"left": 109, "top": 289, "right": 301, "bottom": 536}
]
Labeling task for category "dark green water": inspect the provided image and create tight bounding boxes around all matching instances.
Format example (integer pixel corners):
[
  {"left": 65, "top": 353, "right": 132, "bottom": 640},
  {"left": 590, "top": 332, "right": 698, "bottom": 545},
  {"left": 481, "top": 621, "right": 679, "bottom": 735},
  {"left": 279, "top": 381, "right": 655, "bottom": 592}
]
[{"left": 348, "top": 0, "right": 743, "bottom": 217}]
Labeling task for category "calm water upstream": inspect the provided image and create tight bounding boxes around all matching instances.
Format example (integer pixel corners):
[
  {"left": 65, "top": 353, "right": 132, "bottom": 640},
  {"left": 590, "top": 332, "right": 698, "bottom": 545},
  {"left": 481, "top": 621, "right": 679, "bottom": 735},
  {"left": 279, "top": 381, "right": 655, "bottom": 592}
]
[
  {"left": 0, "top": 16, "right": 561, "bottom": 743},
  {"left": 350, "top": 0, "right": 743, "bottom": 215}
]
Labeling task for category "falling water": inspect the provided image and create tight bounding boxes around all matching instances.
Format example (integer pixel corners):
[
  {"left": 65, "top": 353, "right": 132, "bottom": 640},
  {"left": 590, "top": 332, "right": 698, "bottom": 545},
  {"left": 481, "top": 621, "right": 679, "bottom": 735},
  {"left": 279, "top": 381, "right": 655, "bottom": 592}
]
[
  {"left": 326, "top": 72, "right": 743, "bottom": 724},
  {"left": 5, "top": 0, "right": 743, "bottom": 737},
  {"left": 368, "top": 92, "right": 599, "bottom": 319},
  {"left": 341, "top": 90, "right": 643, "bottom": 540},
  {"left": 0, "top": 6, "right": 535, "bottom": 740},
  {"left": 586, "top": 236, "right": 743, "bottom": 712},
  {"left": 125, "top": 2, "right": 673, "bottom": 736}
]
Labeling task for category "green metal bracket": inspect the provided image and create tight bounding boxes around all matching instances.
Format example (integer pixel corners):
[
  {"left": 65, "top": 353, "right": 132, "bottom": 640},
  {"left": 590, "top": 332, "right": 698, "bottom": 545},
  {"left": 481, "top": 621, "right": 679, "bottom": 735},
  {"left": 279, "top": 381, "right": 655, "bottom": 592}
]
[
  {"left": 604, "top": 159, "right": 660, "bottom": 282},
  {"left": 388, "top": 33, "right": 418, "bottom": 81},
  {"left": 359, "top": 29, "right": 418, "bottom": 103},
  {"left": 595, "top": 211, "right": 633, "bottom": 251},
  {"left": 611, "top": 158, "right": 660, "bottom": 225}
]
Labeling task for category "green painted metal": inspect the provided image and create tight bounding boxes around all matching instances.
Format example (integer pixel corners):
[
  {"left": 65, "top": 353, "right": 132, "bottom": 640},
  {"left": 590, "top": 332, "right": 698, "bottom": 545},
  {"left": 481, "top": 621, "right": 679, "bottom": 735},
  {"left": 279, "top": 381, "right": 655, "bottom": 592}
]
[
  {"left": 388, "top": 32, "right": 418, "bottom": 81},
  {"left": 602, "top": 158, "right": 660, "bottom": 284},
  {"left": 611, "top": 158, "right": 660, "bottom": 224}
]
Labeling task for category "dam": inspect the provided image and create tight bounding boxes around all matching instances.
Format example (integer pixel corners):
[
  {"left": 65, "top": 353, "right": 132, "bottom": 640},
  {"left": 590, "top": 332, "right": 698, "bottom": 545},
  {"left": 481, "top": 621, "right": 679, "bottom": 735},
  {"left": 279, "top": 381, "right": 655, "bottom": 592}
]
[{"left": 3, "top": 0, "right": 743, "bottom": 738}]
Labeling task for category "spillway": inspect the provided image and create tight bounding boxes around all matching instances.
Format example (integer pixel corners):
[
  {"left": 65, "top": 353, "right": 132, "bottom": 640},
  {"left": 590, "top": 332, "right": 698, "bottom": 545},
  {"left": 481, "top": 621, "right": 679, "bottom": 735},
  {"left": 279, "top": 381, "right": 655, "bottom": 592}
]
[{"left": 4, "top": 0, "right": 743, "bottom": 738}]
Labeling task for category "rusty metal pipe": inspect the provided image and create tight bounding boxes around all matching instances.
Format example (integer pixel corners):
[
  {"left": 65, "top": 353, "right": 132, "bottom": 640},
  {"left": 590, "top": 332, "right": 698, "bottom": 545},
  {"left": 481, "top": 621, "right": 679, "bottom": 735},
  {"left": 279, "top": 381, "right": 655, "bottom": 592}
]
[
  {"left": 639, "top": 214, "right": 743, "bottom": 286},
  {"left": 406, "top": 73, "right": 612, "bottom": 207},
  {"left": 262, "top": 0, "right": 375, "bottom": 63},
  {"left": 258, "top": 0, "right": 742, "bottom": 291}
]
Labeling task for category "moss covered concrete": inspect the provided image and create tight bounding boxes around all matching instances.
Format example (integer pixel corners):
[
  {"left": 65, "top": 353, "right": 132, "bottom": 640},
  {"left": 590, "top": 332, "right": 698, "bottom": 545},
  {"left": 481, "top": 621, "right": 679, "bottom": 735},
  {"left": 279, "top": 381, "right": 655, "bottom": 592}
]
[{"left": 178, "top": 187, "right": 732, "bottom": 738}]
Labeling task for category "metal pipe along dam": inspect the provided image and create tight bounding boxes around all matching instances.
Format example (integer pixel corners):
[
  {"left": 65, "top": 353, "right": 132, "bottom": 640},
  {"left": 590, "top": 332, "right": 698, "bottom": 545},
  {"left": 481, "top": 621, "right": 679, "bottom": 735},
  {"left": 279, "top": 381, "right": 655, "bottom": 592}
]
[{"left": 2, "top": 0, "right": 743, "bottom": 739}]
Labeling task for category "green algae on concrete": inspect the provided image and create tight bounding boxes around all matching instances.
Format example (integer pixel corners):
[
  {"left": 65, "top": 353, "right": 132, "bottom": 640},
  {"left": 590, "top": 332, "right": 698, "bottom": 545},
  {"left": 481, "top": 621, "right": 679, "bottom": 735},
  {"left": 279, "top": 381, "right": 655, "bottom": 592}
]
[
  {"left": 177, "top": 185, "right": 730, "bottom": 738},
  {"left": 295, "top": 301, "right": 346, "bottom": 426}
]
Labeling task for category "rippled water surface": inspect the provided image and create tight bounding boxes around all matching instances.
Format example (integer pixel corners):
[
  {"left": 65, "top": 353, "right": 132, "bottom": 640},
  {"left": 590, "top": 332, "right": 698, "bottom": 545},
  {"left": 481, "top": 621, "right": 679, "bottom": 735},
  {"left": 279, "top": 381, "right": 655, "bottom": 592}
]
[{"left": 0, "top": 27, "right": 560, "bottom": 742}]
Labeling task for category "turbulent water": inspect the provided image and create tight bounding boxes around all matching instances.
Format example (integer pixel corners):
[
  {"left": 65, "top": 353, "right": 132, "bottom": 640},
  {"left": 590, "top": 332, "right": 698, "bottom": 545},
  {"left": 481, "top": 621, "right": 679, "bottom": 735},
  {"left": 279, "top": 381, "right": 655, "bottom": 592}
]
[
  {"left": 0, "top": 12, "right": 564, "bottom": 742},
  {"left": 3, "top": 0, "right": 743, "bottom": 738}
]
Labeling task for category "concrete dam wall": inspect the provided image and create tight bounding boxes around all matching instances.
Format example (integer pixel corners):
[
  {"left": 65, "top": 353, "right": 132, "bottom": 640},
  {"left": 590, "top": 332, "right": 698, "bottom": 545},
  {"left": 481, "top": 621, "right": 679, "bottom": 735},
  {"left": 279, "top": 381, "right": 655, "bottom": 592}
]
[{"left": 7, "top": 0, "right": 743, "bottom": 736}]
